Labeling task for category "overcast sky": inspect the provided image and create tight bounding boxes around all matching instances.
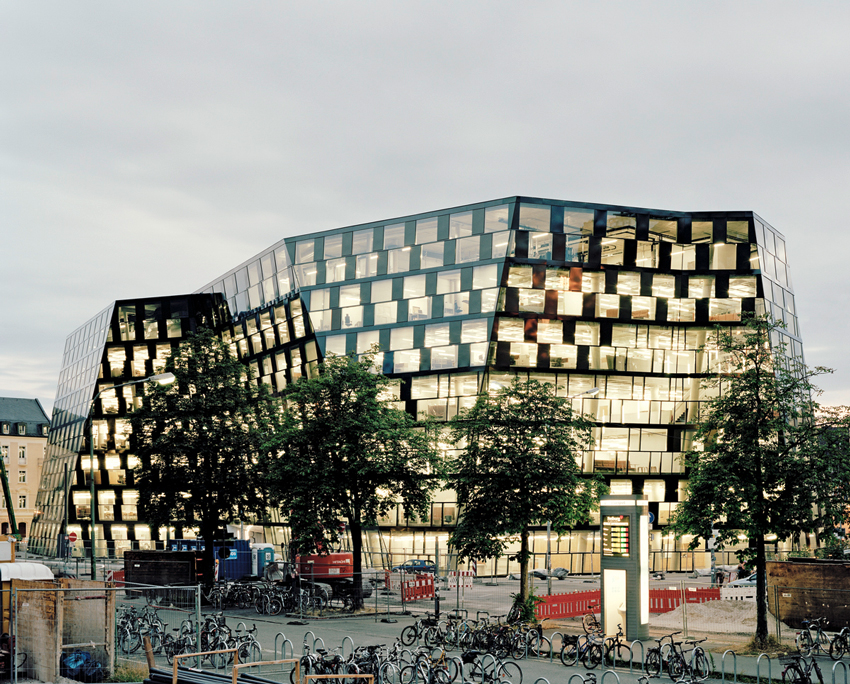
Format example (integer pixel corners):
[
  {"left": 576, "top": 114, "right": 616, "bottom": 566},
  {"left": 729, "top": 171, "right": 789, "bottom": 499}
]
[{"left": 2, "top": 2, "right": 849, "bottom": 416}]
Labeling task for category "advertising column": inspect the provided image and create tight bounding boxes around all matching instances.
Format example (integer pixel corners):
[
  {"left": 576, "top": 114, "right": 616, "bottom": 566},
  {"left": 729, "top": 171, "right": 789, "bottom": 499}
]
[{"left": 599, "top": 495, "right": 650, "bottom": 641}]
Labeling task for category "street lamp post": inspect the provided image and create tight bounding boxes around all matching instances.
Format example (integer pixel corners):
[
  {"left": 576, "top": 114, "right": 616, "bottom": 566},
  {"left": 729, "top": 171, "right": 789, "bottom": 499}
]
[
  {"left": 88, "top": 371, "right": 175, "bottom": 580},
  {"left": 547, "top": 386, "right": 600, "bottom": 595}
]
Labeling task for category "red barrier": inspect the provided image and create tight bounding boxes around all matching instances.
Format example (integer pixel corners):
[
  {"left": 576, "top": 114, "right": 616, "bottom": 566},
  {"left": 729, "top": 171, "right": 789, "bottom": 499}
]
[
  {"left": 535, "top": 589, "right": 600, "bottom": 620},
  {"left": 400, "top": 573, "right": 435, "bottom": 602},
  {"left": 535, "top": 586, "right": 722, "bottom": 619},
  {"left": 105, "top": 570, "right": 125, "bottom": 587}
]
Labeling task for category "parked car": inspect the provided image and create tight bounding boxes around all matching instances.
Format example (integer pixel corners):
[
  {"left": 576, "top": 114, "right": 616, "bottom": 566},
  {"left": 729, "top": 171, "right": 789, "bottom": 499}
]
[
  {"left": 728, "top": 572, "right": 758, "bottom": 587},
  {"left": 392, "top": 559, "right": 436, "bottom": 574}
]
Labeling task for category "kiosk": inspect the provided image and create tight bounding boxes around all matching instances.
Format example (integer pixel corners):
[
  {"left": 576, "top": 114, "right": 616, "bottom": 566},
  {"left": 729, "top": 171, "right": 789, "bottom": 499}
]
[{"left": 599, "top": 495, "right": 650, "bottom": 641}]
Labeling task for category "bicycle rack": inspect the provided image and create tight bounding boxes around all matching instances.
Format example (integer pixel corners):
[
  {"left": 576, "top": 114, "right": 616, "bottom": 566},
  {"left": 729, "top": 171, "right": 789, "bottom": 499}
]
[
  {"left": 833, "top": 660, "right": 849, "bottom": 684},
  {"left": 567, "top": 675, "right": 586, "bottom": 684},
  {"left": 313, "top": 636, "right": 326, "bottom": 652},
  {"left": 341, "top": 636, "right": 355, "bottom": 660},
  {"left": 450, "top": 655, "right": 465, "bottom": 684},
  {"left": 235, "top": 621, "right": 248, "bottom": 632},
  {"left": 274, "top": 633, "right": 294, "bottom": 661},
  {"left": 721, "top": 649, "right": 737, "bottom": 684},
  {"left": 480, "top": 653, "right": 500, "bottom": 681},
  {"left": 756, "top": 653, "right": 772, "bottom": 684},
  {"left": 630, "top": 640, "right": 647, "bottom": 674},
  {"left": 533, "top": 679, "right": 552, "bottom": 684},
  {"left": 601, "top": 671, "right": 622, "bottom": 684},
  {"left": 549, "top": 631, "right": 565, "bottom": 663},
  {"left": 379, "top": 661, "right": 401, "bottom": 684},
  {"left": 302, "top": 631, "right": 316, "bottom": 655}
]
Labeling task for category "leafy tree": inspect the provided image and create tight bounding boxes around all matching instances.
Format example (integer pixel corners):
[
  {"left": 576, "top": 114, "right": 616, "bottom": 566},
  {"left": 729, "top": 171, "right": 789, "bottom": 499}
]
[
  {"left": 670, "top": 314, "right": 850, "bottom": 644},
  {"left": 130, "top": 327, "right": 275, "bottom": 585},
  {"left": 447, "top": 376, "right": 606, "bottom": 602},
  {"left": 263, "top": 349, "right": 441, "bottom": 606}
]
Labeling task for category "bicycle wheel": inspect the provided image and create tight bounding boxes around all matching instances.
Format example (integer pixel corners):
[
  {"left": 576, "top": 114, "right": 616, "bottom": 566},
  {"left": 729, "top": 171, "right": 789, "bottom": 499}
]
[
  {"left": 533, "top": 636, "right": 551, "bottom": 658},
  {"left": 511, "top": 635, "right": 527, "bottom": 660},
  {"left": 239, "top": 643, "right": 263, "bottom": 664},
  {"left": 667, "top": 653, "right": 685, "bottom": 682},
  {"left": 607, "top": 643, "right": 630, "bottom": 668},
  {"left": 644, "top": 648, "right": 662, "bottom": 677},
  {"left": 123, "top": 629, "right": 142, "bottom": 654},
  {"left": 782, "top": 664, "right": 805, "bottom": 684},
  {"left": 178, "top": 644, "right": 199, "bottom": 668},
  {"left": 433, "top": 667, "right": 451, "bottom": 684},
  {"left": 796, "top": 631, "right": 813, "bottom": 656},
  {"left": 815, "top": 629, "right": 831, "bottom": 655},
  {"left": 561, "top": 641, "right": 579, "bottom": 666},
  {"left": 424, "top": 627, "right": 441, "bottom": 648},
  {"left": 498, "top": 660, "right": 523, "bottom": 684},
  {"left": 291, "top": 657, "right": 312, "bottom": 684},
  {"left": 583, "top": 643, "right": 603, "bottom": 669},
  {"left": 401, "top": 626, "right": 418, "bottom": 646},
  {"left": 507, "top": 604, "right": 521, "bottom": 624},
  {"left": 831, "top": 635, "right": 848, "bottom": 660},
  {"left": 692, "top": 649, "right": 711, "bottom": 681},
  {"left": 583, "top": 613, "right": 600, "bottom": 634}
]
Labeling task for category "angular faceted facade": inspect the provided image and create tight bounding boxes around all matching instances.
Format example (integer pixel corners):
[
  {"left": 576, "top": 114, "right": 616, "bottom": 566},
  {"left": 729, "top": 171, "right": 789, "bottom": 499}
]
[{"left": 31, "top": 197, "right": 802, "bottom": 572}]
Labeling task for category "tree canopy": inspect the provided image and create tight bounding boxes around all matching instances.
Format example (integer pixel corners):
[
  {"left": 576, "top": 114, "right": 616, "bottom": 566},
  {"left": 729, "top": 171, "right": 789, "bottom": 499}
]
[
  {"left": 670, "top": 314, "right": 850, "bottom": 643},
  {"left": 447, "top": 376, "right": 606, "bottom": 602},
  {"left": 262, "top": 349, "right": 441, "bottom": 605},
  {"left": 129, "top": 327, "right": 275, "bottom": 584}
]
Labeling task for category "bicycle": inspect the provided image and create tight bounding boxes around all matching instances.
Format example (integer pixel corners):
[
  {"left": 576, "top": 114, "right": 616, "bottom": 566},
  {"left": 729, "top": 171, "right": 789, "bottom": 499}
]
[
  {"left": 665, "top": 637, "right": 710, "bottom": 682},
  {"left": 644, "top": 631, "right": 682, "bottom": 677},
  {"left": 782, "top": 654, "right": 825, "bottom": 684},
  {"left": 456, "top": 650, "right": 523, "bottom": 684},
  {"left": 401, "top": 613, "right": 441, "bottom": 647},
  {"left": 830, "top": 625, "right": 850, "bottom": 660},
  {"left": 603, "top": 624, "right": 632, "bottom": 668},
  {"left": 560, "top": 633, "right": 604, "bottom": 669},
  {"left": 796, "top": 618, "right": 831, "bottom": 657}
]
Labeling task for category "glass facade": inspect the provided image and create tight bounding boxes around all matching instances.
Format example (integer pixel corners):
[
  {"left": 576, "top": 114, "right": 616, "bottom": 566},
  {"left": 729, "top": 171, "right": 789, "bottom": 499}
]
[{"left": 30, "top": 197, "right": 803, "bottom": 570}]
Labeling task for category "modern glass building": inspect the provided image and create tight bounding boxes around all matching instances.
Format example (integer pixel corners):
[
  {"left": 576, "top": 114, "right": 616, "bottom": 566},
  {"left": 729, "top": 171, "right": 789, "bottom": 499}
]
[{"left": 30, "top": 196, "right": 802, "bottom": 572}]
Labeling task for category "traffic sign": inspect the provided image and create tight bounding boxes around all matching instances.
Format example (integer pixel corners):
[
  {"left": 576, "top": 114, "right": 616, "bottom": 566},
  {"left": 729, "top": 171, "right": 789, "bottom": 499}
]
[{"left": 68, "top": 532, "right": 77, "bottom": 543}]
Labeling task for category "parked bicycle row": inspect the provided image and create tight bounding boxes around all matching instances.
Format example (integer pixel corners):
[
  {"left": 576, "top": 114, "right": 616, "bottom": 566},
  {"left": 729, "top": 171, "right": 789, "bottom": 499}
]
[
  {"left": 116, "top": 604, "right": 263, "bottom": 667},
  {"left": 293, "top": 637, "right": 523, "bottom": 684}
]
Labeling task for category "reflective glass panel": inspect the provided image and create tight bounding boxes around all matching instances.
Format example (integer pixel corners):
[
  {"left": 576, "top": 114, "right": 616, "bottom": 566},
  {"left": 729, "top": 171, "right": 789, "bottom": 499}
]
[
  {"left": 352, "top": 229, "right": 373, "bottom": 254},
  {"left": 728, "top": 276, "right": 757, "bottom": 298},
  {"left": 437, "top": 270, "right": 461, "bottom": 294},
  {"left": 374, "top": 301, "right": 397, "bottom": 325},
  {"left": 519, "top": 290, "right": 545, "bottom": 313},
  {"left": 449, "top": 212, "right": 473, "bottom": 238},
  {"left": 497, "top": 319, "right": 525, "bottom": 342},
  {"left": 473, "top": 264, "right": 498, "bottom": 289},
  {"left": 404, "top": 275, "right": 427, "bottom": 298},
  {"left": 444, "top": 293, "right": 469, "bottom": 316},
  {"left": 462, "top": 318, "right": 489, "bottom": 343},
  {"left": 508, "top": 266, "right": 533, "bottom": 288},
  {"left": 339, "top": 284, "right": 361, "bottom": 306},
  {"left": 607, "top": 212, "right": 636, "bottom": 238},
  {"left": 563, "top": 209, "right": 594, "bottom": 235},
  {"left": 537, "top": 319, "right": 563, "bottom": 344},
  {"left": 295, "top": 240, "right": 315, "bottom": 264},
  {"left": 558, "top": 292, "right": 583, "bottom": 315},
  {"left": 408, "top": 297, "right": 431, "bottom": 321},
  {"left": 387, "top": 248, "right": 411, "bottom": 274},
  {"left": 649, "top": 219, "right": 677, "bottom": 242},
  {"left": 617, "top": 272, "right": 640, "bottom": 295},
  {"left": 689, "top": 276, "right": 715, "bottom": 298},
  {"left": 383, "top": 223, "right": 405, "bottom": 249},
  {"left": 394, "top": 349, "right": 420, "bottom": 373},
  {"left": 390, "top": 327, "right": 414, "bottom": 350},
  {"left": 596, "top": 294, "right": 620, "bottom": 318},
  {"left": 652, "top": 275, "right": 675, "bottom": 298},
  {"left": 372, "top": 279, "right": 393, "bottom": 302},
  {"left": 692, "top": 221, "right": 712, "bottom": 243},
  {"left": 421, "top": 242, "right": 444, "bottom": 268},
  {"left": 324, "top": 234, "right": 343, "bottom": 258},
  {"left": 416, "top": 218, "right": 439, "bottom": 244},
  {"left": 341, "top": 306, "right": 363, "bottom": 328},
  {"left": 529, "top": 233, "right": 553, "bottom": 260},
  {"left": 484, "top": 206, "right": 509, "bottom": 233},
  {"left": 425, "top": 323, "right": 451, "bottom": 347},
  {"left": 518, "top": 204, "right": 550, "bottom": 232},
  {"left": 326, "top": 257, "right": 347, "bottom": 283},
  {"left": 456, "top": 236, "right": 480, "bottom": 263},
  {"left": 355, "top": 253, "right": 378, "bottom": 278},
  {"left": 357, "top": 330, "right": 380, "bottom": 354}
]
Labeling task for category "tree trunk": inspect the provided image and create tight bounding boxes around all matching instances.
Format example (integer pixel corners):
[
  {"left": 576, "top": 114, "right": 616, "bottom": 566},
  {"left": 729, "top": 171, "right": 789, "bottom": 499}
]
[
  {"left": 755, "top": 532, "right": 768, "bottom": 643},
  {"left": 519, "top": 528, "right": 530, "bottom": 603},
  {"left": 200, "top": 519, "right": 217, "bottom": 587},
  {"left": 349, "top": 517, "right": 364, "bottom": 609}
]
